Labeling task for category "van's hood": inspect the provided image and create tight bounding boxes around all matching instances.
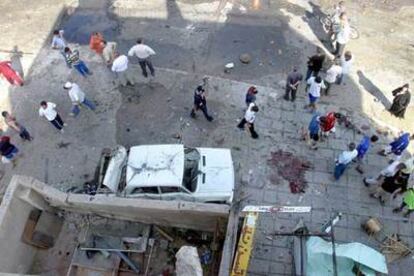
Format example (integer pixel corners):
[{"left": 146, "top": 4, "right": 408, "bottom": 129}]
[{"left": 195, "top": 148, "right": 235, "bottom": 195}]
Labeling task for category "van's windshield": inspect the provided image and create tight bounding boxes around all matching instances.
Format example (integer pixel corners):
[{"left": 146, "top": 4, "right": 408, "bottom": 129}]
[{"left": 182, "top": 148, "right": 200, "bottom": 193}]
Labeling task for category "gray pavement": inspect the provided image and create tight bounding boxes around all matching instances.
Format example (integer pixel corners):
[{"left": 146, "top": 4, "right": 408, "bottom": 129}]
[{"left": 1, "top": 0, "right": 414, "bottom": 275}]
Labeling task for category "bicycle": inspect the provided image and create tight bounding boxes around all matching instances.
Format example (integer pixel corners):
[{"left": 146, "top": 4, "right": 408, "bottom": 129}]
[{"left": 319, "top": 14, "right": 360, "bottom": 40}]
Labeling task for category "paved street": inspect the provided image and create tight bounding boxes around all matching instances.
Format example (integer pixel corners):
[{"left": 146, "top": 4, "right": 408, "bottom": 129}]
[{"left": 1, "top": 0, "right": 414, "bottom": 275}]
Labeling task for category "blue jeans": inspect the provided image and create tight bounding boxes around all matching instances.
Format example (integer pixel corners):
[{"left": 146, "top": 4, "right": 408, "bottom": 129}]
[
  {"left": 74, "top": 61, "right": 90, "bottom": 77},
  {"left": 71, "top": 98, "right": 96, "bottom": 117},
  {"left": 4, "top": 147, "right": 18, "bottom": 159},
  {"left": 334, "top": 163, "right": 348, "bottom": 180}
]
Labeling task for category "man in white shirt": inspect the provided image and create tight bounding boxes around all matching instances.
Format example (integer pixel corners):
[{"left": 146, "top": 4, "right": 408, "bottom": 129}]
[
  {"left": 111, "top": 53, "right": 135, "bottom": 87},
  {"left": 334, "top": 142, "right": 358, "bottom": 180},
  {"left": 63, "top": 82, "right": 96, "bottom": 117},
  {"left": 38, "top": 101, "right": 65, "bottom": 132},
  {"left": 324, "top": 60, "right": 342, "bottom": 95},
  {"left": 101, "top": 41, "right": 117, "bottom": 65},
  {"left": 306, "top": 76, "right": 326, "bottom": 112},
  {"left": 334, "top": 13, "right": 351, "bottom": 57},
  {"left": 338, "top": 51, "right": 352, "bottom": 84},
  {"left": 128, "top": 38, "right": 156, "bottom": 78},
  {"left": 237, "top": 103, "right": 259, "bottom": 139}
]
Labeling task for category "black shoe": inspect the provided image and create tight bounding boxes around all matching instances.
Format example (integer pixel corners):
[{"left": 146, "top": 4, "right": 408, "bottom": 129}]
[
  {"left": 207, "top": 116, "right": 214, "bottom": 122},
  {"left": 190, "top": 111, "right": 196, "bottom": 118}
]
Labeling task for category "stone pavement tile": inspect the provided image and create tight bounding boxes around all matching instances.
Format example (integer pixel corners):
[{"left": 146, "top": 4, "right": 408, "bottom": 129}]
[
  {"left": 310, "top": 195, "right": 329, "bottom": 211},
  {"left": 314, "top": 147, "right": 336, "bottom": 160},
  {"left": 263, "top": 190, "right": 279, "bottom": 204},
  {"left": 271, "top": 246, "right": 293, "bottom": 264},
  {"left": 274, "top": 217, "right": 298, "bottom": 231},
  {"left": 269, "top": 262, "right": 288, "bottom": 275},
  {"left": 245, "top": 187, "right": 266, "bottom": 203},
  {"left": 248, "top": 258, "right": 271, "bottom": 275},
  {"left": 252, "top": 244, "right": 278, "bottom": 261},
  {"left": 396, "top": 220, "right": 414, "bottom": 237},
  {"left": 312, "top": 157, "right": 330, "bottom": 172},
  {"left": 332, "top": 226, "right": 349, "bottom": 242},
  {"left": 312, "top": 171, "right": 333, "bottom": 184}
]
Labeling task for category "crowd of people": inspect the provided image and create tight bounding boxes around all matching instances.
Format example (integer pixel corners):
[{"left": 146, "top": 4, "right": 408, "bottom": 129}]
[{"left": 0, "top": 1, "right": 412, "bottom": 217}]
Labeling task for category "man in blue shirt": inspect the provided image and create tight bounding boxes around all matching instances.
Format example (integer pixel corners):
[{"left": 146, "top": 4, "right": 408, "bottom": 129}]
[
  {"left": 379, "top": 132, "right": 414, "bottom": 160},
  {"left": 308, "top": 114, "right": 323, "bottom": 150},
  {"left": 356, "top": 135, "right": 379, "bottom": 173}
]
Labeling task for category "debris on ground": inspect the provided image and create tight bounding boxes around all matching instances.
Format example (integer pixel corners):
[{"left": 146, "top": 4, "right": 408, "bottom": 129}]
[
  {"left": 239, "top": 53, "right": 252, "bottom": 64},
  {"left": 267, "top": 150, "right": 312, "bottom": 193}
]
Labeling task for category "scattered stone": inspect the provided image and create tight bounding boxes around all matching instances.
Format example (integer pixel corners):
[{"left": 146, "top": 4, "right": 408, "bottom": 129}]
[
  {"left": 57, "top": 142, "right": 71, "bottom": 149},
  {"left": 239, "top": 53, "right": 251, "bottom": 64}
]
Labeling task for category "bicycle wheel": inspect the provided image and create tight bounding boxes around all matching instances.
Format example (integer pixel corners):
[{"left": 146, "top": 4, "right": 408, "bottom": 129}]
[{"left": 350, "top": 26, "right": 360, "bottom": 39}]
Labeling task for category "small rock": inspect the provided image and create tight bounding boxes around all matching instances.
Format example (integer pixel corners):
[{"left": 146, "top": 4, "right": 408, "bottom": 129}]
[{"left": 239, "top": 53, "right": 252, "bottom": 64}]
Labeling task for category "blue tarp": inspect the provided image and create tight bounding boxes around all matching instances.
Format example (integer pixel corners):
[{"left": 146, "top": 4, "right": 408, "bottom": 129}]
[{"left": 306, "top": 237, "right": 388, "bottom": 275}]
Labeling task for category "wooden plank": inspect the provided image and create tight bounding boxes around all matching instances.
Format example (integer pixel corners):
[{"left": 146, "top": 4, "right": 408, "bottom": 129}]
[
  {"left": 230, "top": 212, "right": 259, "bottom": 276},
  {"left": 242, "top": 205, "right": 311, "bottom": 213}
]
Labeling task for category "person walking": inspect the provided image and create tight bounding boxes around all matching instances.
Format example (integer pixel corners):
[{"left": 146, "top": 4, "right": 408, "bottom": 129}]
[
  {"left": 1, "top": 111, "right": 32, "bottom": 141},
  {"left": 64, "top": 47, "right": 92, "bottom": 78},
  {"left": 324, "top": 60, "right": 342, "bottom": 95},
  {"left": 51, "top": 30, "right": 70, "bottom": 68},
  {"left": 284, "top": 67, "right": 303, "bottom": 101},
  {"left": 306, "top": 47, "right": 326, "bottom": 80},
  {"left": 370, "top": 168, "right": 409, "bottom": 205},
  {"left": 393, "top": 187, "right": 414, "bottom": 218},
  {"left": 238, "top": 103, "right": 259, "bottom": 139},
  {"left": 338, "top": 51, "right": 353, "bottom": 84},
  {"left": 101, "top": 40, "right": 117, "bottom": 66},
  {"left": 334, "top": 142, "right": 358, "bottom": 180},
  {"left": 306, "top": 76, "right": 325, "bottom": 112},
  {"left": 307, "top": 113, "right": 322, "bottom": 150},
  {"left": 128, "top": 38, "right": 156, "bottom": 78},
  {"left": 190, "top": 85, "right": 213, "bottom": 122},
  {"left": 355, "top": 135, "right": 379, "bottom": 173},
  {"left": 378, "top": 132, "right": 414, "bottom": 160},
  {"left": 111, "top": 53, "right": 135, "bottom": 87},
  {"left": 39, "top": 101, "right": 66, "bottom": 132},
  {"left": 389, "top": 84, "right": 410, "bottom": 118},
  {"left": 245, "top": 86, "right": 258, "bottom": 106},
  {"left": 63, "top": 82, "right": 96, "bottom": 117},
  {"left": 334, "top": 13, "right": 351, "bottom": 57},
  {"left": 0, "top": 136, "right": 19, "bottom": 166}
]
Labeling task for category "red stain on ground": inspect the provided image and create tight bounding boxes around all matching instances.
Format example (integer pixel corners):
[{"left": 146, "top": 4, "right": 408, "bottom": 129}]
[{"left": 267, "top": 150, "right": 313, "bottom": 194}]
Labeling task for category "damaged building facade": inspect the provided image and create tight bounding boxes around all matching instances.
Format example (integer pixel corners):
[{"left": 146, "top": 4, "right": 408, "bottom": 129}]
[{"left": 0, "top": 175, "right": 238, "bottom": 275}]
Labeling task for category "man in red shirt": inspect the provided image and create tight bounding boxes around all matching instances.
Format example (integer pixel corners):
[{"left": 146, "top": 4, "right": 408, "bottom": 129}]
[
  {"left": 0, "top": 61, "right": 23, "bottom": 86},
  {"left": 320, "top": 112, "right": 340, "bottom": 138}
]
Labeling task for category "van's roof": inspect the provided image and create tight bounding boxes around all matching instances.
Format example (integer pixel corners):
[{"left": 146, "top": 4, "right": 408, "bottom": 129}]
[{"left": 126, "top": 144, "right": 185, "bottom": 188}]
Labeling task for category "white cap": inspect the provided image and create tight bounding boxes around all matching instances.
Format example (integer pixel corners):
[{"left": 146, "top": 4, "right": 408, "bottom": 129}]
[{"left": 64, "top": 82, "right": 72, "bottom": 89}]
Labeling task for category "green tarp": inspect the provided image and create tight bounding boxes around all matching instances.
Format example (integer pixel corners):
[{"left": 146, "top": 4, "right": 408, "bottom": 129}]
[{"left": 306, "top": 237, "right": 388, "bottom": 275}]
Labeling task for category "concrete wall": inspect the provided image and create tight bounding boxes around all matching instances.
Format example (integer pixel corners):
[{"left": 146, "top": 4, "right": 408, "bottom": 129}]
[
  {"left": 0, "top": 183, "right": 44, "bottom": 273},
  {"left": 0, "top": 175, "right": 231, "bottom": 273}
]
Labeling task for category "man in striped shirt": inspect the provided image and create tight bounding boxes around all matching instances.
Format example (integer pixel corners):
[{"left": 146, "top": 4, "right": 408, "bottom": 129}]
[{"left": 64, "top": 47, "right": 92, "bottom": 78}]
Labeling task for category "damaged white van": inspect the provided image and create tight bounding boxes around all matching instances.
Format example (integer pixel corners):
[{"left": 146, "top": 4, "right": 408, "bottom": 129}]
[{"left": 100, "top": 144, "right": 235, "bottom": 204}]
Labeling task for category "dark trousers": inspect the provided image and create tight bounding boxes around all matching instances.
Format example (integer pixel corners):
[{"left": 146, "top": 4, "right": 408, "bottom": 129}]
[
  {"left": 191, "top": 104, "right": 213, "bottom": 121},
  {"left": 324, "top": 81, "right": 332, "bottom": 95},
  {"left": 284, "top": 86, "right": 298, "bottom": 101},
  {"left": 334, "top": 42, "right": 346, "bottom": 57},
  {"left": 238, "top": 118, "right": 258, "bottom": 139},
  {"left": 306, "top": 68, "right": 319, "bottom": 80},
  {"left": 334, "top": 162, "right": 348, "bottom": 180},
  {"left": 49, "top": 114, "right": 64, "bottom": 130},
  {"left": 19, "top": 127, "right": 32, "bottom": 141},
  {"left": 138, "top": 58, "right": 155, "bottom": 77}
]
